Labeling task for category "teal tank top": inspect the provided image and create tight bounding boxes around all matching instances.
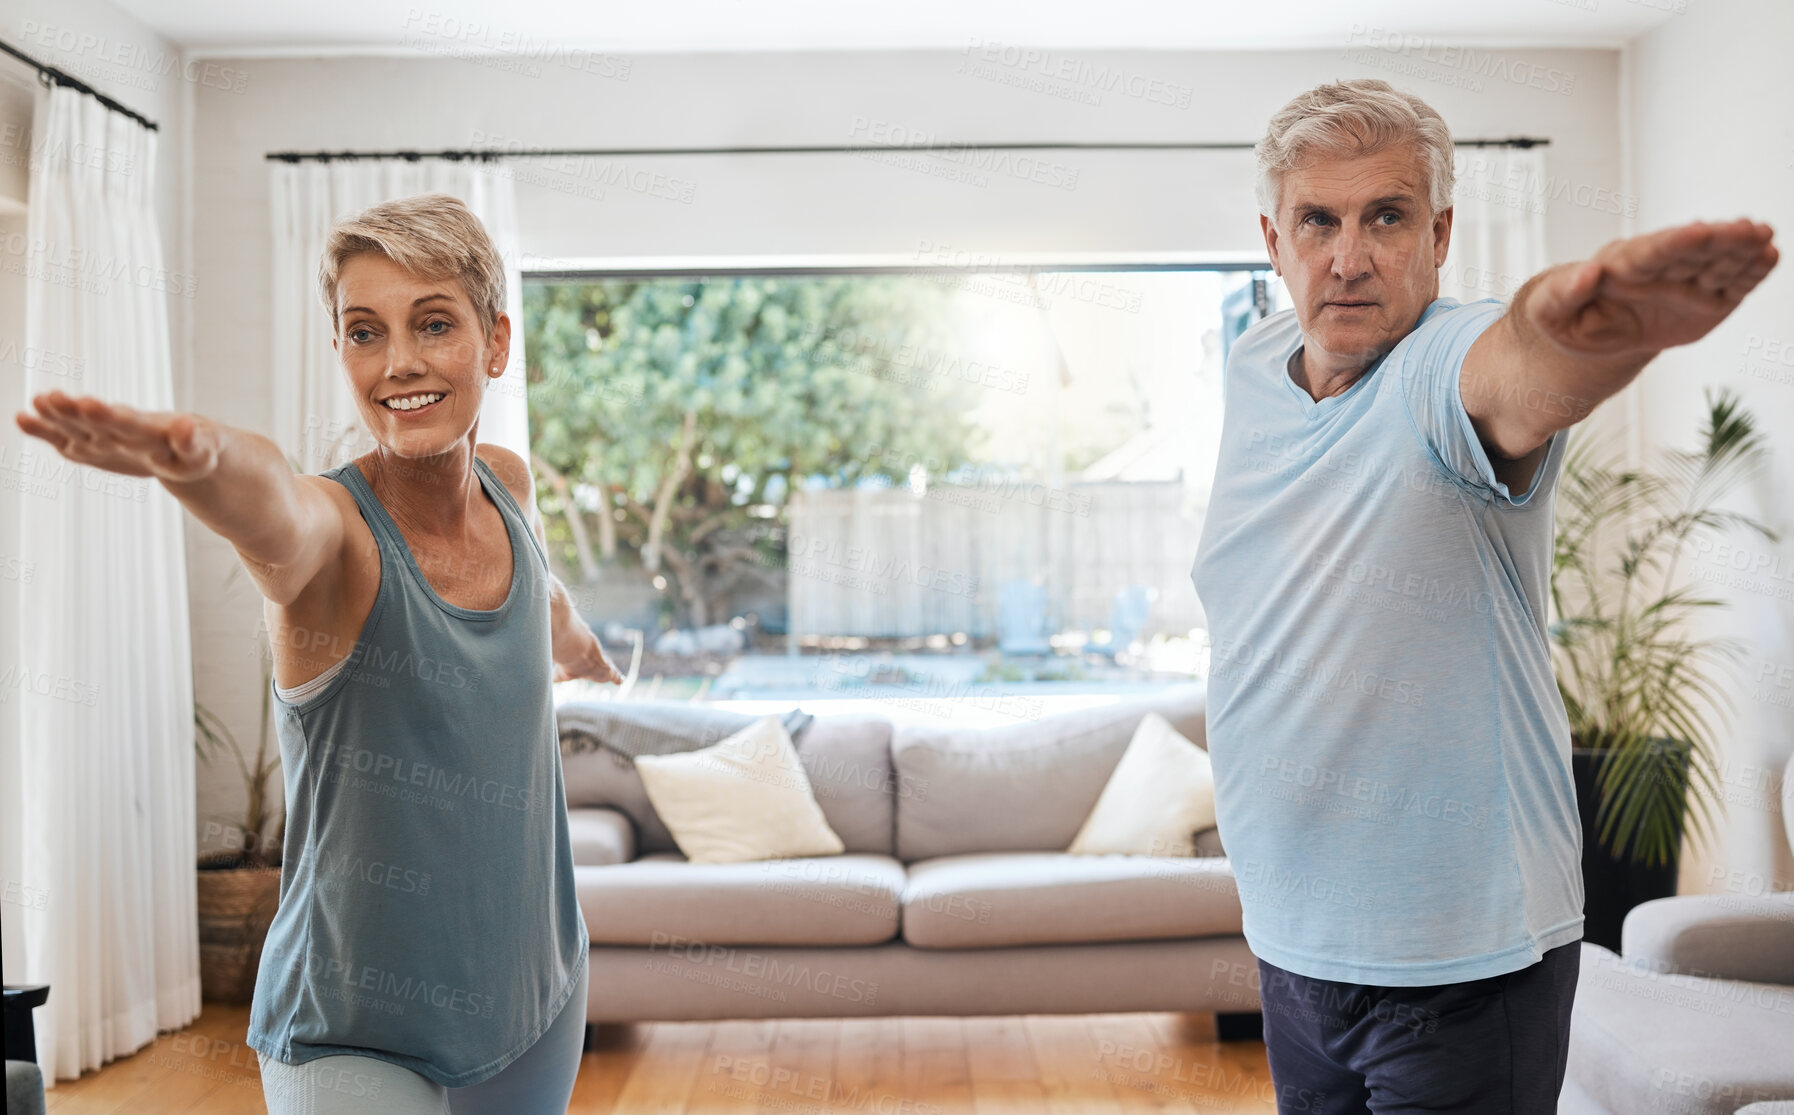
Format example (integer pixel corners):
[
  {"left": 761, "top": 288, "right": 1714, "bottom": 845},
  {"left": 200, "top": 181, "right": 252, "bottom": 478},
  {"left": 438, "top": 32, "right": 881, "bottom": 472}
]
[{"left": 247, "top": 455, "right": 589, "bottom": 1087}]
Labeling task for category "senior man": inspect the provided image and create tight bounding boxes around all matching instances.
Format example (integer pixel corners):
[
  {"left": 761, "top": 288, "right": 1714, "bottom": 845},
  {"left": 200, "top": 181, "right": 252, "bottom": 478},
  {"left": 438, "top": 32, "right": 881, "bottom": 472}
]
[{"left": 1191, "top": 78, "right": 1777, "bottom": 1113}]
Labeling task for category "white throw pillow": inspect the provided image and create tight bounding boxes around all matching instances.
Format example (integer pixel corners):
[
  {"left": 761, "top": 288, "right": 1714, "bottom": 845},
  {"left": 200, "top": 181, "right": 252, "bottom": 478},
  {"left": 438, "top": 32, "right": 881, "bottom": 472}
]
[
  {"left": 1067, "top": 712, "right": 1217, "bottom": 856},
  {"left": 634, "top": 714, "right": 845, "bottom": 864}
]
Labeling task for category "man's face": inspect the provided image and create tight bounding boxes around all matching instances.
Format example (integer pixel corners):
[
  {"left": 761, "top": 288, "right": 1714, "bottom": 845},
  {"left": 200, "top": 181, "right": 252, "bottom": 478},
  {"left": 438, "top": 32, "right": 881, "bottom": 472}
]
[
  {"left": 332, "top": 253, "right": 508, "bottom": 460},
  {"left": 1260, "top": 143, "right": 1452, "bottom": 372}
]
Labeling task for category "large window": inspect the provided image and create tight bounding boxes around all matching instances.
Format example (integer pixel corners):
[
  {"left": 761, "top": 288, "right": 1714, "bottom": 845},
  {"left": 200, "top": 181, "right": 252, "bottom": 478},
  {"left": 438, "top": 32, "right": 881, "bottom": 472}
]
[{"left": 526, "top": 267, "right": 1285, "bottom": 723}]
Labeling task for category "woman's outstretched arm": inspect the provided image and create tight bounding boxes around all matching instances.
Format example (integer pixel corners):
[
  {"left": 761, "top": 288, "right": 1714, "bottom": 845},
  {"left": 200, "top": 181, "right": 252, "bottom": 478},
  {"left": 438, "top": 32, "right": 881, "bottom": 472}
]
[{"left": 15, "top": 389, "right": 343, "bottom": 606}]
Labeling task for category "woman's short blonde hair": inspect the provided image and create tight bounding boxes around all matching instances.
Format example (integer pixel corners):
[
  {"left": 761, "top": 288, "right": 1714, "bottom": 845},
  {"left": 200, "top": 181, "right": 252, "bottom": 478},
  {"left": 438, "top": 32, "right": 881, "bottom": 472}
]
[
  {"left": 1255, "top": 78, "right": 1455, "bottom": 220},
  {"left": 318, "top": 192, "right": 505, "bottom": 340}
]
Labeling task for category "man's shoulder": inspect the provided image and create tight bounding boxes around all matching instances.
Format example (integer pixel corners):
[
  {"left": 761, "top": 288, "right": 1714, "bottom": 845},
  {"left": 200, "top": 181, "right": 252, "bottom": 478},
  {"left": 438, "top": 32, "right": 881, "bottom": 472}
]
[
  {"left": 1382, "top": 297, "right": 1508, "bottom": 385},
  {"left": 1227, "top": 307, "right": 1304, "bottom": 381},
  {"left": 1236, "top": 306, "right": 1303, "bottom": 354},
  {"left": 1406, "top": 296, "right": 1506, "bottom": 344}
]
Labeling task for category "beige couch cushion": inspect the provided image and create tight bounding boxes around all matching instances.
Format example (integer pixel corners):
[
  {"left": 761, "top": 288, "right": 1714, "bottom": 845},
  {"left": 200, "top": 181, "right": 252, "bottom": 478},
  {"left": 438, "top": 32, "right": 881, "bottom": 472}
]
[
  {"left": 577, "top": 853, "right": 906, "bottom": 946},
  {"left": 1570, "top": 943, "right": 1794, "bottom": 1115},
  {"left": 567, "top": 806, "right": 635, "bottom": 867},
  {"left": 891, "top": 685, "right": 1208, "bottom": 861},
  {"left": 1067, "top": 712, "right": 1216, "bottom": 856},
  {"left": 585, "top": 937, "right": 1264, "bottom": 1022},
  {"left": 900, "top": 851, "right": 1241, "bottom": 949},
  {"left": 561, "top": 703, "right": 896, "bottom": 856},
  {"left": 635, "top": 716, "right": 846, "bottom": 864}
]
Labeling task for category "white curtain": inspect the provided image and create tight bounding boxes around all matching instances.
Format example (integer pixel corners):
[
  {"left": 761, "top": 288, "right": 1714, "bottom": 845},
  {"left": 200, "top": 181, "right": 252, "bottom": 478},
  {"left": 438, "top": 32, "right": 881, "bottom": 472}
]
[
  {"left": 1441, "top": 145, "right": 1551, "bottom": 305},
  {"left": 0, "top": 83, "right": 200, "bottom": 1082},
  {"left": 269, "top": 159, "right": 529, "bottom": 473}
]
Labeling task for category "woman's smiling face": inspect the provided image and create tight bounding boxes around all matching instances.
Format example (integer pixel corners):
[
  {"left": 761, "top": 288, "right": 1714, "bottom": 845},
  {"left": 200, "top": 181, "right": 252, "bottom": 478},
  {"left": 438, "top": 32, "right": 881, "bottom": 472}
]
[{"left": 332, "top": 252, "right": 509, "bottom": 458}]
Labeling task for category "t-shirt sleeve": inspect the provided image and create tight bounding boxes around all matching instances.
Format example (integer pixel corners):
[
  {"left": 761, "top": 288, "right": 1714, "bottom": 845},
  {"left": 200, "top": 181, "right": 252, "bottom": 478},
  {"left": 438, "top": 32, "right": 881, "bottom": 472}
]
[{"left": 1396, "top": 298, "right": 1566, "bottom": 507}]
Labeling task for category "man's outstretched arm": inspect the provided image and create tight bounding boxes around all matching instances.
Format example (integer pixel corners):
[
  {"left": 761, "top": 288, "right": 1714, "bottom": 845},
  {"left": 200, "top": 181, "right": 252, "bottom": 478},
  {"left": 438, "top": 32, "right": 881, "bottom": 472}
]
[{"left": 1459, "top": 218, "right": 1778, "bottom": 489}]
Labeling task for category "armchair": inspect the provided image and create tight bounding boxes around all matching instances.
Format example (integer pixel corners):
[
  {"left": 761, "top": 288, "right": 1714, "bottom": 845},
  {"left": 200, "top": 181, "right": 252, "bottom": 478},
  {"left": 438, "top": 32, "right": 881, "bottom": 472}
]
[{"left": 1561, "top": 752, "right": 1794, "bottom": 1114}]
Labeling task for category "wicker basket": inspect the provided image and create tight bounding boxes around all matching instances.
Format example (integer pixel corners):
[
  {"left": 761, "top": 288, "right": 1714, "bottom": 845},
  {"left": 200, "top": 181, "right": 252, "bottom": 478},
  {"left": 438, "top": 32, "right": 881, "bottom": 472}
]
[{"left": 196, "top": 853, "right": 282, "bottom": 1004}]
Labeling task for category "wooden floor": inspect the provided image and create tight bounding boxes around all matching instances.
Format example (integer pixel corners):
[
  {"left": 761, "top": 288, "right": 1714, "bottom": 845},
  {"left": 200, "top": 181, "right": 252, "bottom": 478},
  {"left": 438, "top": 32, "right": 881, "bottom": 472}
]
[{"left": 41, "top": 1005, "right": 1278, "bottom": 1113}]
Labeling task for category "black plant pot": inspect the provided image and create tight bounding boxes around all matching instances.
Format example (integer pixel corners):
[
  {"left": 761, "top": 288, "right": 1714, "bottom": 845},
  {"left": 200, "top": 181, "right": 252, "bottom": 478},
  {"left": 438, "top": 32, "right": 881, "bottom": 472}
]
[{"left": 1570, "top": 747, "right": 1680, "bottom": 952}]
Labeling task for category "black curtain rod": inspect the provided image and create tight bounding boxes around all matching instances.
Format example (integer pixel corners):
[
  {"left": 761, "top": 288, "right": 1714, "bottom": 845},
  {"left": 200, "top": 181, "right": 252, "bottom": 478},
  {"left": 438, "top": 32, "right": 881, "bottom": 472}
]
[
  {"left": 0, "top": 37, "right": 158, "bottom": 132},
  {"left": 266, "top": 137, "right": 1548, "bottom": 163},
  {"left": 529, "top": 261, "right": 1275, "bottom": 281}
]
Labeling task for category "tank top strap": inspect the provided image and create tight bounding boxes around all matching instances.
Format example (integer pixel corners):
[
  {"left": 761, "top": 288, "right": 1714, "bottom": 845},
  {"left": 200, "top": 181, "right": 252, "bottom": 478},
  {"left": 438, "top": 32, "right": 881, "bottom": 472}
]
[
  {"left": 324, "top": 456, "right": 547, "bottom": 574},
  {"left": 322, "top": 459, "right": 412, "bottom": 559},
  {"left": 470, "top": 454, "right": 550, "bottom": 571}
]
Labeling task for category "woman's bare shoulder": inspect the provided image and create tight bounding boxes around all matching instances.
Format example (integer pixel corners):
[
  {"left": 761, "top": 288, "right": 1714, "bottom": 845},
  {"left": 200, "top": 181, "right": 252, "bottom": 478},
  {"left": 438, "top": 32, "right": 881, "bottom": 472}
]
[
  {"left": 290, "top": 469, "right": 375, "bottom": 586},
  {"left": 473, "top": 443, "right": 533, "bottom": 512}
]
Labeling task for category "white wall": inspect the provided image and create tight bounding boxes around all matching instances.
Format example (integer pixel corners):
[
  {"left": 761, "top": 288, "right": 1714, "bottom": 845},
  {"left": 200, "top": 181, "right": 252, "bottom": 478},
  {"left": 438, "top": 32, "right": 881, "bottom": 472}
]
[
  {"left": 0, "top": 0, "right": 189, "bottom": 983},
  {"left": 1626, "top": 0, "right": 1794, "bottom": 895},
  {"left": 181, "top": 44, "right": 1628, "bottom": 855},
  {"left": 199, "top": 47, "right": 1624, "bottom": 266}
]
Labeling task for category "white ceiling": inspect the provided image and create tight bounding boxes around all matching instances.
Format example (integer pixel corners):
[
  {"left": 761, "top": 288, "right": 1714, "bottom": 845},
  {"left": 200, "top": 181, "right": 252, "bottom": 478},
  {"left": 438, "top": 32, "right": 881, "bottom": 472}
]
[{"left": 112, "top": 0, "right": 1679, "bottom": 56}]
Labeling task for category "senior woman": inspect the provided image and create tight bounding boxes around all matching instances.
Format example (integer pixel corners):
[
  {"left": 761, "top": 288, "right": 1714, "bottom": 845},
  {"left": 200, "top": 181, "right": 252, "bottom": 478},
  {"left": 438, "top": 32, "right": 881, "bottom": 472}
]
[{"left": 15, "top": 193, "right": 621, "bottom": 1113}]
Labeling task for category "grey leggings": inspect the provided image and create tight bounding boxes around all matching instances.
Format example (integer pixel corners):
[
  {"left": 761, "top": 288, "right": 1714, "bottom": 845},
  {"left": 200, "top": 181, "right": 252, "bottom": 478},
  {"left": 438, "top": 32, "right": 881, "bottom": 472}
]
[{"left": 257, "top": 976, "right": 587, "bottom": 1114}]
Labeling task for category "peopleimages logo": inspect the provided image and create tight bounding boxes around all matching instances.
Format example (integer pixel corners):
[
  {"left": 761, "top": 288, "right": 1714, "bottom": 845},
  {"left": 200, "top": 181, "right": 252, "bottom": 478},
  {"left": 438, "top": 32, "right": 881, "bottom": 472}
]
[
  {"left": 957, "top": 38, "right": 1194, "bottom": 109},
  {"left": 0, "top": 663, "right": 101, "bottom": 707},
  {"left": 648, "top": 932, "right": 880, "bottom": 1004},
  {"left": 846, "top": 116, "right": 1081, "bottom": 191},
  {"left": 1233, "top": 858, "right": 1376, "bottom": 910},
  {"left": 315, "top": 849, "right": 434, "bottom": 896},
  {"left": 1307, "top": 552, "right": 1532, "bottom": 625},
  {"left": 15, "top": 20, "right": 250, "bottom": 94},
  {"left": 793, "top": 320, "right": 1032, "bottom": 396},
  {"left": 316, "top": 741, "right": 548, "bottom": 815},
  {"left": 1208, "top": 635, "right": 1426, "bottom": 708},
  {"left": 400, "top": 9, "right": 632, "bottom": 80},
  {"left": 297, "top": 950, "right": 494, "bottom": 1018},
  {"left": 781, "top": 532, "right": 982, "bottom": 599},
  {"left": 1342, "top": 25, "right": 1577, "bottom": 96},
  {"left": 1258, "top": 756, "right": 1492, "bottom": 830},
  {"left": 0, "top": 232, "right": 199, "bottom": 296},
  {"left": 331, "top": 640, "right": 483, "bottom": 693}
]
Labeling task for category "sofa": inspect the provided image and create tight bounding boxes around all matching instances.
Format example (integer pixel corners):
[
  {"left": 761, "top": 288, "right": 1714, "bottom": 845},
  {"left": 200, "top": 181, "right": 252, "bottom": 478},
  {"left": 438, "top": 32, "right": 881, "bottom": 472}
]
[
  {"left": 1560, "top": 751, "right": 1794, "bottom": 1115},
  {"left": 555, "top": 683, "right": 1265, "bottom": 1028},
  {"left": 3, "top": 984, "right": 48, "bottom": 1115}
]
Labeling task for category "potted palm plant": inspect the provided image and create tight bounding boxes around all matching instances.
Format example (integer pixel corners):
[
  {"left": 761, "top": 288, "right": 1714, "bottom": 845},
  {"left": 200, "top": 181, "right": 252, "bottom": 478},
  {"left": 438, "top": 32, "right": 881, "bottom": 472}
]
[
  {"left": 1550, "top": 387, "right": 1776, "bottom": 949},
  {"left": 190, "top": 442, "right": 364, "bottom": 1001},
  {"left": 192, "top": 570, "right": 285, "bottom": 1003}
]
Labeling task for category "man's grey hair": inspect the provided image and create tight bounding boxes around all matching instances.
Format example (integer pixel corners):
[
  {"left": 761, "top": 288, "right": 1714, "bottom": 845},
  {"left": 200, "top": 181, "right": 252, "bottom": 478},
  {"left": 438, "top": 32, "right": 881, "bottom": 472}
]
[{"left": 1255, "top": 78, "right": 1455, "bottom": 220}]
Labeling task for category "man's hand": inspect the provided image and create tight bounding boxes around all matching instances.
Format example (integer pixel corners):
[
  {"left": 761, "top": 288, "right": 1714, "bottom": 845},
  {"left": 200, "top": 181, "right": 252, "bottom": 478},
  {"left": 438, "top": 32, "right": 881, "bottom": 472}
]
[
  {"left": 553, "top": 630, "right": 624, "bottom": 685},
  {"left": 1463, "top": 217, "right": 1778, "bottom": 466},
  {"left": 1530, "top": 218, "right": 1777, "bottom": 358},
  {"left": 16, "top": 390, "right": 223, "bottom": 482}
]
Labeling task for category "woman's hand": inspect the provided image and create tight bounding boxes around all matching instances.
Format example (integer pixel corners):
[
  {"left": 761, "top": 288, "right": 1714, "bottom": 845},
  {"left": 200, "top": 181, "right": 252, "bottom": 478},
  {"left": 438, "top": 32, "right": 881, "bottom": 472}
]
[
  {"left": 553, "top": 631, "right": 624, "bottom": 685},
  {"left": 16, "top": 390, "right": 223, "bottom": 483}
]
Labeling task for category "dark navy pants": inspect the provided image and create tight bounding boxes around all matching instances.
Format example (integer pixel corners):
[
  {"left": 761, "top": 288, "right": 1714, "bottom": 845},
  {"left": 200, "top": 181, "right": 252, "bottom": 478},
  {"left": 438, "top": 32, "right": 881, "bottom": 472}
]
[{"left": 1255, "top": 942, "right": 1580, "bottom": 1114}]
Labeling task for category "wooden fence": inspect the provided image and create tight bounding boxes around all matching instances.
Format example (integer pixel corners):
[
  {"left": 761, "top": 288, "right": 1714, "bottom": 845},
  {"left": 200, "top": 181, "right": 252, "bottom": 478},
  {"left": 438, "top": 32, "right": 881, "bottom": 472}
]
[{"left": 781, "top": 479, "right": 1207, "bottom": 642}]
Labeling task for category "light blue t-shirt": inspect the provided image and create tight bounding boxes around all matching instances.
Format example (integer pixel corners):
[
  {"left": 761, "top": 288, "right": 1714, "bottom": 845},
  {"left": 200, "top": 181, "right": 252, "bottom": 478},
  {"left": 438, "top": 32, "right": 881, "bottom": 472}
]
[{"left": 1191, "top": 296, "right": 1584, "bottom": 986}]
